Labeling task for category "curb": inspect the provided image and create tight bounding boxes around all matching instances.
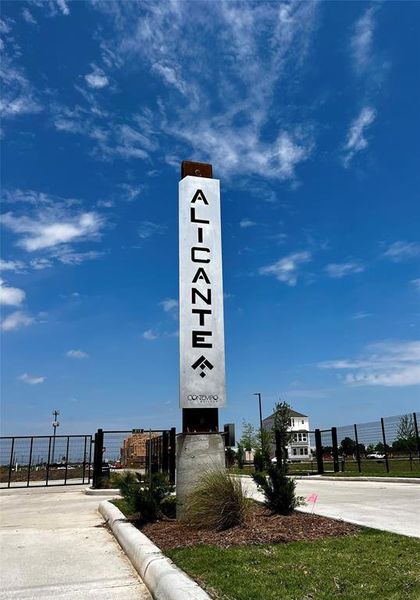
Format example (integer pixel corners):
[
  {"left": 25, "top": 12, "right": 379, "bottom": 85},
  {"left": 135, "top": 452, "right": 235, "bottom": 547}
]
[
  {"left": 306, "top": 476, "right": 420, "bottom": 484},
  {"left": 85, "top": 487, "right": 122, "bottom": 496},
  {"left": 99, "top": 500, "right": 211, "bottom": 600}
]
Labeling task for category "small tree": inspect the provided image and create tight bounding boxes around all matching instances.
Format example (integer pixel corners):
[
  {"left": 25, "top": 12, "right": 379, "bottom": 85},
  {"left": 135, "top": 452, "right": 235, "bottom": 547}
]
[
  {"left": 253, "top": 467, "right": 304, "bottom": 515},
  {"left": 240, "top": 420, "right": 257, "bottom": 452},
  {"left": 236, "top": 443, "right": 245, "bottom": 469},
  {"left": 272, "top": 401, "right": 293, "bottom": 471},
  {"left": 255, "top": 427, "right": 272, "bottom": 471},
  {"left": 394, "top": 414, "right": 416, "bottom": 453},
  {"left": 340, "top": 437, "right": 356, "bottom": 456}
]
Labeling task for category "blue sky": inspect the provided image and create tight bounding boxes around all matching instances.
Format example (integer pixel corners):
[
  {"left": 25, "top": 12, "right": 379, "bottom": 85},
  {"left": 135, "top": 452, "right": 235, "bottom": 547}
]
[{"left": 1, "top": 1, "right": 419, "bottom": 437}]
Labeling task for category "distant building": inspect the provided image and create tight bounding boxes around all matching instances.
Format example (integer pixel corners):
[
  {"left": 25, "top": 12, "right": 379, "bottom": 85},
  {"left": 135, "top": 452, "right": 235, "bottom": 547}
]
[
  {"left": 263, "top": 409, "right": 311, "bottom": 461},
  {"left": 120, "top": 432, "right": 159, "bottom": 468}
]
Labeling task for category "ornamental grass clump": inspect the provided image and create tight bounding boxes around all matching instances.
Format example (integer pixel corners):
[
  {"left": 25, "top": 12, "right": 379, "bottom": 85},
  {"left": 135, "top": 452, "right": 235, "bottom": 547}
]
[{"left": 184, "top": 468, "right": 251, "bottom": 530}]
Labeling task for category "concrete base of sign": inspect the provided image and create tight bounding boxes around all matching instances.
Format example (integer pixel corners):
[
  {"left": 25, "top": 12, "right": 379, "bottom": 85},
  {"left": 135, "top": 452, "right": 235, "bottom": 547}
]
[{"left": 176, "top": 433, "right": 225, "bottom": 520}]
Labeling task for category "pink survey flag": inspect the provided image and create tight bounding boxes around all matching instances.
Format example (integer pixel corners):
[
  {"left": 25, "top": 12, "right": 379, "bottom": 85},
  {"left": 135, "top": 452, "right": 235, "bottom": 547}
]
[{"left": 307, "top": 493, "right": 318, "bottom": 503}]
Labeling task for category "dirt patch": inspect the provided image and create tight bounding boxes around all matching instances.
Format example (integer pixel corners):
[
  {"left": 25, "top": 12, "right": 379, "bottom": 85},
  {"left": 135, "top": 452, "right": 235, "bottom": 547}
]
[{"left": 140, "top": 504, "right": 359, "bottom": 550}]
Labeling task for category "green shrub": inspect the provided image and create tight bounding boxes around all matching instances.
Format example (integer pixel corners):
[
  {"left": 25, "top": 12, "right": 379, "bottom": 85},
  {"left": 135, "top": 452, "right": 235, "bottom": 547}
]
[
  {"left": 184, "top": 468, "right": 251, "bottom": 530},
  {"left": 252, "top": 466, "right": 304, "bottom": 515},
  {"left": 160, "top": 494, "right": 176, "bottom": 518},
  {"left": 236, "top": 443, "right": 245, "bottom": 469},
  {"left": 115, "top": 471, "right": 174, "bottom": 523}
]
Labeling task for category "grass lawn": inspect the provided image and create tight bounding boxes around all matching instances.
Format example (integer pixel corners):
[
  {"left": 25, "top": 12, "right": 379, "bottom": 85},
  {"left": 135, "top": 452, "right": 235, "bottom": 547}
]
[{"left": 167, "top": 529, "right": 420, "bottom": 600}]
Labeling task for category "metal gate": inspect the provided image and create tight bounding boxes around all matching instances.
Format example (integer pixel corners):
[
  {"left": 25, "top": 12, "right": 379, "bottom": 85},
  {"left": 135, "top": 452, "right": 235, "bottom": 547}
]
[
  {"left": 0, "top": 434, "right": 92, "bottom": 488},
  {"left": 92, "top": 428, "right": 176, "bottom": 488}
]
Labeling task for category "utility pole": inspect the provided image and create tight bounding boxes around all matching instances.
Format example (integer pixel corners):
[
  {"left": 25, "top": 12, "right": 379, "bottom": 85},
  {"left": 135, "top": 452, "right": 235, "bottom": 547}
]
[
  {"left": 254, "top": 392, "right": 263, "bottom": 435},
  {"left": 52, "top": 410, "right": 60, "bottom": 464}
]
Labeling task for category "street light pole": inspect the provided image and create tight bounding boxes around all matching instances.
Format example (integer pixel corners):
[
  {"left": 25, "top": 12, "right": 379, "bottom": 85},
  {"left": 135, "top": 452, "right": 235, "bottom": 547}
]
[
  {"left": 254, "top": 393, "right": 263, "bottom": 434},
  {"left": 52, "top": 410, "right": 60, "bottom": 464}
]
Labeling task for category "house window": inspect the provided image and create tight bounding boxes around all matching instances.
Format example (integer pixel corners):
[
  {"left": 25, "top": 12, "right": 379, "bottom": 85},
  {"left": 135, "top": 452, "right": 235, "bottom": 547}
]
[
  {"left": 302, "top": 420, "right": 304, "bottom": 424},
  {"left": 304, "top": 448, "right": 308, "bottom": 455},
  {"left": 300, "top": 448, "right": 304, "bottom": 455},
  {"left": 293, "top": 448, "right": 297, "bottom": 456},
  {"left": 303, "top": 435, "right": 307, "bottom": 442}
]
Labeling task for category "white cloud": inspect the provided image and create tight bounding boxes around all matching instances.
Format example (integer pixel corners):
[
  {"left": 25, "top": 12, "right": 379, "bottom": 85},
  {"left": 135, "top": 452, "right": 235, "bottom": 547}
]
[
  {"left": 160, "top": 298, "right": 178, "bottom": 312},
  {"left": 0, "top": 258, "right": 25, "bottom": 272},
  {"left": 383, "top": 241, "right": 420, "bottom": 262},
  {"left": 318, "top": 340, "right": 420, "bottom": 387},
  {"left": 22, "top": 8, "right": 37, "bottom": 24},
  {"left": 138, "top": 221, "right": 166, "bottom": 239},
  {"left": 66, "top": 349, "right": 89, "bottom": 359},
  {"left": 85, "top": 69, "right": 109, "bottom": 89},
  {"left": 1, "top": 209, "right": 104, "bottom": 252},
  {"left": 350, "top": 7, "right": 376, "bottom": 74},
  {"left": 324, "top": 262, "right": 365, "bottom": 279},
  {"left": 0, "top": 49, "right": 42, "bottom": 120},
  {"left": 352, "top": 312, "right": 372, "bottom": 320},
  {"left": 92, "top": 1, "right": 317, "bottom": 180},
  {"left": 56, "top": 0, "right": 70, "bottom": 16},
  {"left": 0, "top": 278, "right": 26, "bottom": 306},
  {"left": 30, "top": 257, "right": 53, "bottom": 270},
  {"left": 1, "top": 310, "right": 34, "bottom": 331},
  {"left": 143, "top": 329, "right": 158, "bottom": 340},
  {"left": 240, "top": 219, "right": 256, "bottom": 228},
  {"left": 342, "top": 106, "right": 376, "bottom": 167},
  {"left": 259, "top": 251, "right": 311, "bottom": 286},
  {"left": 19, "top": 373, "right": 45, "bottom": 385},
  {"left": 411, "top": 279, "right": 420, "bottom": 292}
]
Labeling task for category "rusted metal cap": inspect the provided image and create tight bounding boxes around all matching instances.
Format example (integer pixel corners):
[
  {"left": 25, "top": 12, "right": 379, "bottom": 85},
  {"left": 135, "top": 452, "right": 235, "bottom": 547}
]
[{"left": 181, "top": 161, "right": 213, "bottom": 179}]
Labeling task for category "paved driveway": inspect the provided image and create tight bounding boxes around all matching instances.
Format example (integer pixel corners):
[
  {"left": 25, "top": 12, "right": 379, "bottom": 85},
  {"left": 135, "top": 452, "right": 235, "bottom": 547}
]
[
  {"left": 241, "top": 476, "right": 420, "bottom": 538},
  {"left": 0, "top": 486, "right": 151, "bottom": 599}
]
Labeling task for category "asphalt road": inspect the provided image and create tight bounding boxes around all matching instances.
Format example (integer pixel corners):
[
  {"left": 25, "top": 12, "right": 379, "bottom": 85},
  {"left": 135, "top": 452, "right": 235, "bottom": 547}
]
[
  {"left": 241, "top": 476, "right": 420, "bottom": 538},
  {"left": 0, "top": 486, "right": 151, "bottom": 599}
]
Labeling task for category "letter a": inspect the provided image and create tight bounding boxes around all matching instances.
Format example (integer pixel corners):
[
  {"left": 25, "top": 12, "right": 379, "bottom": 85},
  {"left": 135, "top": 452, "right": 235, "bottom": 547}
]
[
  {"left": 192, "top": 267, "right": 211, "bottom": 284},
  {"left": 191, "top": 189, "right": 209, "bottom": 205}
]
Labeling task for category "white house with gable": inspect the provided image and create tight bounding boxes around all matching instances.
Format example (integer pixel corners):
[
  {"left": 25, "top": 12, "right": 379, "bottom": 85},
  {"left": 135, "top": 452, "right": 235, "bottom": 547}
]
[{"left": 262, "top": 408, "right": 311, "bottom": 462}]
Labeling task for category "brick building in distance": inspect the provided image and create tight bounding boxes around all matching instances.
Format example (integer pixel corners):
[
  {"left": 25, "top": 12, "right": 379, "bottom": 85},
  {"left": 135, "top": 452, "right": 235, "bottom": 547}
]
[{"left": 120, "top": 432, "right": 159, "bottom": 468}]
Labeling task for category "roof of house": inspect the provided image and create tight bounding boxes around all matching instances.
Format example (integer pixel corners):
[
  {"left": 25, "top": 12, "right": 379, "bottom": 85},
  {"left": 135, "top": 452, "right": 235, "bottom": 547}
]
[{"left": 263, "top": 408, "right": 308, "bottom": 422}]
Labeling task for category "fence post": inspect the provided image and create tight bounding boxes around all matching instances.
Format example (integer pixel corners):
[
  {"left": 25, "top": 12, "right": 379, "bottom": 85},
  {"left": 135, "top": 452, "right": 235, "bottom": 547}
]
[
  {"left": 380, "top": 418, "right": 390, "bottom": 473},
  {"left": 413, "top": 413, "right": 420, "bottom": 459},
  {"left": 331, "top": 427, "right": 339, "bottom": 473},
  {"left": 354, "top": 424, "right": 361, "bottom": 473},
  {"left": 7, "top": 438, "right": 15, "bottom": 488},
  {"left": 315, "top": 429, "right": 324, "bottom": 475},
  {"left": 162, "top": 430, "right": 169, "bottom": 475},
  {"left": 92, "top": 429, "right": 104, "bottom": 488},
  {"left": 169, "top": 427, "right": 176, "bottom": 485}
]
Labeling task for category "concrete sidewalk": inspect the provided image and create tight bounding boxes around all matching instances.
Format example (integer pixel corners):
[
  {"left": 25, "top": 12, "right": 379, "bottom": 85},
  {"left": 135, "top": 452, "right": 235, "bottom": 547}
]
[
  {"left": 0, "top": 486, "right": 151, "bottom": 599},
  {"left": 241, "top": 476, "right": 420, "bottom": 538}
]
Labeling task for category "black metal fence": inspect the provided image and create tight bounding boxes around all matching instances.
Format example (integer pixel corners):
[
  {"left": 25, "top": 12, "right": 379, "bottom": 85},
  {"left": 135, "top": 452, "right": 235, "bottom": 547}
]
[
  {"left": 0, "top": 435, "right": 92, "bottom": 488},
  {"left": 92, "top": 428, "right": 176, "bottom": 488},
  {"left": 301, "top": 412, "right": 420, "bottom": 476}
]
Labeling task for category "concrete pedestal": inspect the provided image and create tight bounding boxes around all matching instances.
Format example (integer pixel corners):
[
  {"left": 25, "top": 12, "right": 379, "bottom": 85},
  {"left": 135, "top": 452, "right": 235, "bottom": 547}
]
[{"left": 176, "top": 433, "right": 225, "bottom": 520}]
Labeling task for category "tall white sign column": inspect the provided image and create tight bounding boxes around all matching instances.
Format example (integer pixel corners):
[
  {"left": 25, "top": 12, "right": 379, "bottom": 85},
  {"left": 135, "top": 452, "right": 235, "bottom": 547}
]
[{"left": 176, "top": 161, "right": 226, "bottom": 518}]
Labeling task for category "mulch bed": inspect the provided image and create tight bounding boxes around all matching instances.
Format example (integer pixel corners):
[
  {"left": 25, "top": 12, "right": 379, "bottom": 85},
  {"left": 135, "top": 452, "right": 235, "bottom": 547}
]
[{"left": 140, "top": 504, "right": 359, "bottom": 550}]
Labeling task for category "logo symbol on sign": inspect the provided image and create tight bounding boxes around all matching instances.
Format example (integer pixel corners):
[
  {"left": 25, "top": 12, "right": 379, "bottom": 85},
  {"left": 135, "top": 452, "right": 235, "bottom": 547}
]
[{"left": 191, "top": 355, "right": 214, "bottom": 378}]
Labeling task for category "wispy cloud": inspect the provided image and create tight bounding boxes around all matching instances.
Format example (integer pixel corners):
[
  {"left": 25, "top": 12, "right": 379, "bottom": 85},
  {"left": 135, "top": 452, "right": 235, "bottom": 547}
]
[
  {"left": 411, "top": 279, "right": 420, "bottom": 293},
  {"left": 56, "top": 0, "right": 70, "bottom": 16},
  {"left": 352, "top": 312, "right": 372, "bottom": 320},
  {"left": 259, "top": 251, "right": 311, "bottom": 286},
  {"left": 0, "top": 258, "right": 25, "bottom": 273},
  {"left": 1, "top": 190, "right": 106, "bottom": 264},
  {"left": 138, "top": 221, "right": 166, "bottom": 240},
  {"left": 1, "top": 211, "right": 104, "bottom": 252},
  {"left": 160, "top": 298, "right": 178, "bottom": 313},
  {"left": 240, "top": 219, "right": 257, "bottom": 229},
  {"left": 0, "top": 278, "right": 26, "bottom": 306},
  {"left": 342, "top": 106, "right": 376, "bottom": 167},
  {"left": 1, "top": 310, "right": 34, "bottom": 331},
  {"left": 350, "top": 7, "right": 376, "bottom": 74},
  {"left": 85, "top": 67, "right": 109, "bottom": 89},
  {"left": 66, "top": 349, "right": 89, "bottom": 359},
  {"left": 324, "top": 262, "right": 365, "bottom": 279},
  {"left": 142, "top": 329, "right": 158, "bottom": 341},
  {"left": 318, "top": 340, "right": 420, "bottom": 387},
  {"left": 22, "top": 8, "right": 37, "bottom": 25},
  {"left": 382, "top": 241, "right": 420, "bottom": 262},
  {"left": 88, "top": 2, "right": 318, "bottom": 181},
  {"left": 19, "top": 373, "right": 45, "bottom": 385}
]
